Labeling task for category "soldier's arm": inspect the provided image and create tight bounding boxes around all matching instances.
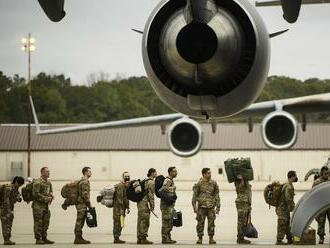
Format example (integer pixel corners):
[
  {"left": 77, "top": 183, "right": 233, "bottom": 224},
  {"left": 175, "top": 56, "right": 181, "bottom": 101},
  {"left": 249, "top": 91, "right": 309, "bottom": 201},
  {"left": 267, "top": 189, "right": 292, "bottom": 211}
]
[
  {"left": 81, "top": 181, "right": 91, "bottom": 206},
  {"left": 32, "top": 181, "right": 50, "bottom": 203},
  {"left": 192, "top": 183, "right": 198, "bottom": 211},
  {"left": 285, "top": 187, "right": 295, "bottom": 211},
  {"left": 162, "top": 178, "right": 175, "bottom": 193},
  {"left": 148, "top": 181, "right": 155, "bottom": 210},
  {"left": 214, "top": 183, "right": 221, "bottom": 209},
  {"left": 115, "top": 185, "right": 124, "bottom": 208}
]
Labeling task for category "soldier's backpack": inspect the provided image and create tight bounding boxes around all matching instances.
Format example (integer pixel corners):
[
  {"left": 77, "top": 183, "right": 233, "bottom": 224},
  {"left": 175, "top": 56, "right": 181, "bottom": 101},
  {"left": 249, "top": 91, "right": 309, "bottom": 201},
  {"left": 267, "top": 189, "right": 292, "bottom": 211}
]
[
  {"left": 61, "top": 180, "right": 80, "bottom": 206},
  {"left": 155, "top": 175, "right": 166, "bottom": 198},
  {"left": 22, "top": 179, "right": 35, "bottom": 203},
  {"left": 97, "top": 186, "right": 115, "bottom": 208},
  {"left": 264, "top": 181, "right": 284, "bottom": 207},
  {"left": 126, "top": 179, "right": 149, "bottom": 202}
]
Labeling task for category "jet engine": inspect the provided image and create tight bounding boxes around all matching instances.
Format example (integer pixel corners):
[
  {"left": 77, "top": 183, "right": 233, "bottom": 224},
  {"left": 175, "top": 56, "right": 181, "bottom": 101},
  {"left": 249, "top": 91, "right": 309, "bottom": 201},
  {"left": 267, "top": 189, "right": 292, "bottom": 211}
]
[
  {"left": 261, "top": 111, "right": 298, "bottom": 149},
  {"left": 167, "top": 118, "right": 202, "bottom": 157},
  {"left": 142, "top": 0, "right": 270, "bottom": 119}
]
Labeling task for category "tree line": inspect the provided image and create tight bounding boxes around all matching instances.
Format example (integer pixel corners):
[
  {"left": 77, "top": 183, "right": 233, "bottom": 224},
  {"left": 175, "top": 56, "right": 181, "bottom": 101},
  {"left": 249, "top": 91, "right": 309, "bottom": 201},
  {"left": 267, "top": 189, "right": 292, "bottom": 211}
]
[{"left": 0, "top": 71, "right": 330, "bottom": 123}]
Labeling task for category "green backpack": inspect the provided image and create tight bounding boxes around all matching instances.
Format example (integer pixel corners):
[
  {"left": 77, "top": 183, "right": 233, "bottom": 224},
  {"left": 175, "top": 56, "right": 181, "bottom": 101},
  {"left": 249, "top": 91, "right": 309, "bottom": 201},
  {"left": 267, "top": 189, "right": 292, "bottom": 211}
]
[
  {"left": 22, "top": 180, "right": 35, "bottom": 203},
  {"left": 264, "top": 181, "right": 284, "bottom": 207},
  {"left": 61, "top": 180, "right": 81, "bottom": 207}
]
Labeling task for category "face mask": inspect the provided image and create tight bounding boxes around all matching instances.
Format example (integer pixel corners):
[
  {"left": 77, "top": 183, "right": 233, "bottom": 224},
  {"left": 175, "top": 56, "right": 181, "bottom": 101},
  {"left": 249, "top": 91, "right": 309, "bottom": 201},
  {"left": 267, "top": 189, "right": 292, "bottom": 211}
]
[
  {"left": 124, "top": 177, "right": 130, "bottom": 182},
  {"left": 294, "top": 177, "right": 298, "bottom": 182}
]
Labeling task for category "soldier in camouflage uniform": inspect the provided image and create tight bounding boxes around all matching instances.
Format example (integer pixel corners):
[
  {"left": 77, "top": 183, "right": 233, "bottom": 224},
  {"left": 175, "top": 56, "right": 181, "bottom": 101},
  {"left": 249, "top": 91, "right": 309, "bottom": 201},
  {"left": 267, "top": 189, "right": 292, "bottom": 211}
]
[
  {"left": 275, "top": 170, "right": 297, "bottom": 245},
  {"left": 192, "top": 168, "right": 220, "bottom": 245},
  {"left": 74, "top": 166, "right": 92, "bottom": 244},
  {"left": 32, "top": 167, "right": 55, "bottom": 245},
  {"left": 137, "top": 168, "right": 157, "bottom": 245},
  {"left": 0, "top": 176, "right": 24, "bottom": 245},
  {"left": 234, "top": 174, "right": 252, "bottom": 244},
  {"left": 113, "top": 172, "right": 130, "bottom": 244},
  {"left": 312, "top": 166, "right": 330, "bottom": 244},
  {"left": 161, "top": 166, "right": 177, "bottom": 244}
]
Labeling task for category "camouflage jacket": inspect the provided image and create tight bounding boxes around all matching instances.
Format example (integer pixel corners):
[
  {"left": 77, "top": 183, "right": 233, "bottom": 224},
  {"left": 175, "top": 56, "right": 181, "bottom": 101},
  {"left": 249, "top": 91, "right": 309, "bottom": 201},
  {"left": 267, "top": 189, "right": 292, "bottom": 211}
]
[
  {"left": 114, "top": 182, "right": 129, "bottom": 212},
  {"left": 312, "top": 177, "right": 328, "bottom": 188},
  {"left": 32, "top": 177, "right": 53, "bottom": 208},
  {"left": 77, "top": 177, "right": 90, "bottom": 205},
  {"left": 137, "top": 178, "right": 155, "bottom": 210},
  {"left": 192, "top": 178, "right": 220, "bottom": 209},
  {"left": 162, "top": 177, "right": 176, "bottom": 193},
  {"left": 234, "top": 180, "right": 252, "bottom": 205},
  {"left": 277, "top": 181, "right": 295, "bottom": 212},
  {"left": 0, "top": 184, "right": 19, "bottom": 211}
]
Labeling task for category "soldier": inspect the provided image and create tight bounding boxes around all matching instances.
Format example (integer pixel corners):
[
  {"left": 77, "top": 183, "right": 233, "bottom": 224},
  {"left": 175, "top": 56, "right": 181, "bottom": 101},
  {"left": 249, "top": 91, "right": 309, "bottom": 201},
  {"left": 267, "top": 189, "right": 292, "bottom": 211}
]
[
  {"left": 161, "top": 166, "right": 177, "bottom": 244},
  {"left": 0, "top": 176, "right": 25, "bottom": 245},
  {"left": 113, "top": 171, "right": 130, "bottom": 244},
  {"left": 137, "top": 168, "right": 157, "bottom": 245},
  {"left": 312, "top": 166, "right": 330, "bottom": 244},
  {"left": 192, "top": 168, "right": 220, "bottom": 245},
  {"left": 32, "top": 167, "right": 55, "bottom": 245},
  {"left": 74, "top": 166, "right": 92, "bottom": 244},
  {"left": 234, "top": 174, "right": 252, "bottom": 244},
  {"left": 275, "top": 170, "right": 298, "bottom": 245}
]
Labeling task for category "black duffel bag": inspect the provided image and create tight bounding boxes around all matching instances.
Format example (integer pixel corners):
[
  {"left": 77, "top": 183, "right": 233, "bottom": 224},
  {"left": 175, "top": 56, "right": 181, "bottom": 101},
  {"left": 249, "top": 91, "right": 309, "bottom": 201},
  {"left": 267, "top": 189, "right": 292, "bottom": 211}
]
[
  {"left": 86, "top": 207, "right": 97, "bottom": 228},
  {"left": 173, "top": 210, "right": 183, "bottom": 227},
  {"left": 244, "top": 212, "right": 258, "bottom": 238}
]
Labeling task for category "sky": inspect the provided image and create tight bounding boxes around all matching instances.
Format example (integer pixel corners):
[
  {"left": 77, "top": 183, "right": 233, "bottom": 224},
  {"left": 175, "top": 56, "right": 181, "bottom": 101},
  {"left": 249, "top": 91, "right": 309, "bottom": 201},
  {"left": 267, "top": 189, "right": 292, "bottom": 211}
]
[{"left": 0, "top": 0, "right": 330, "bottom": 85}]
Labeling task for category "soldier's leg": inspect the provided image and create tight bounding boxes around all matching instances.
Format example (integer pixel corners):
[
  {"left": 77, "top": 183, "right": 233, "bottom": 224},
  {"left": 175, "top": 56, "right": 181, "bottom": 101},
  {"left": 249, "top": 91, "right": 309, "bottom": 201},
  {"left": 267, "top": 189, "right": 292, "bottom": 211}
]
[
  {"left": 196, "top": 208, "right": 206, "bottom": 238},
  {"left": 113, "top": 214, "right": 122, "bottom": 239},
  {"left": 316, "top": 212, "right": 326, "bottom": 239},
  {"left": 33, "top": 207, "right": 43, "bottom": 240},
  {"left": 207, "top": 208, "right": 216, "bottom": 237},
  {"left": 284, "top": 213, "right": 292, "bottom": 242},
  {"left": 237, "top": 209, "right": 248, "bottom": 240},
  {"left": 276, "top": 215, "right": 286, "bottom": 241},
  {"left": 42, "top": 209, "right": 51, "bottom": 239},
  {"left": 137, "top": 209, "right": 142, "bottom": 240},
  {"left": 161, "top": 207, "right": 173, "bottom": 241},
  {"left": 0, "top": 209, "right": 14, "bottom": 241},
  {"left": 74, "top": 204, "right": 86, "bottom": 237},
  {"left": 140, "top": 210, "right": 151, "bottom": 240}
]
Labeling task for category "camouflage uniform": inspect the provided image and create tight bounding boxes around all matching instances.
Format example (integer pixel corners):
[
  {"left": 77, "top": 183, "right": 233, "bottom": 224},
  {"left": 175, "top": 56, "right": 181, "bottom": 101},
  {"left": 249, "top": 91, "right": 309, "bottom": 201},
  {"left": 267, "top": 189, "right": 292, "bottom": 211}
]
[
  {"left": 160, "top": 177, "right": 176, "bottom": 242},
  {"left": 75, "top": 178, "right": 90, "bottom": 237},
  {"left": 275, "top": 182, "right": 295, "bottom": 242},
  {"left": 32, "top": 178, "right": 53, "bottom": 241},
  {"left": 312, "top": 177, "right": 330, "bottom": 239},
  {"left": 192, "top": 178, "right": 220, "bottom": 238},
  {"left": 234, "top": 180, "right": 252, "bottom": 241},
  {"left": 113, "top": 182, "right": 129, "bottom": 239},
  {"left": 0, "top": 184, "right": 19, "bottom": 241},
  {"left": 137, "top": 179, "right": 155, "bottom": 240}
]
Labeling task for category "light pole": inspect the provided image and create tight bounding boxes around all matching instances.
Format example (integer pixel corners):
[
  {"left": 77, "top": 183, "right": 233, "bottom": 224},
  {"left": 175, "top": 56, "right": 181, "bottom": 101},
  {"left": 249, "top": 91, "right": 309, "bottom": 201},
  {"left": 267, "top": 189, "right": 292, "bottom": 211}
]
[{"left": 21, "top": 33, "right": 35, "bottom": 177}]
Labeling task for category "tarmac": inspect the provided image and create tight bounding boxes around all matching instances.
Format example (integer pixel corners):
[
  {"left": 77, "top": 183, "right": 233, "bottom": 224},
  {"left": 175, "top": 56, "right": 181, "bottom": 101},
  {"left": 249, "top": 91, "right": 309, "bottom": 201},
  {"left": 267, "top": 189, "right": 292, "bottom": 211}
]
[{"left": 1, "top": 184, "right": 329, "bottom": 247}]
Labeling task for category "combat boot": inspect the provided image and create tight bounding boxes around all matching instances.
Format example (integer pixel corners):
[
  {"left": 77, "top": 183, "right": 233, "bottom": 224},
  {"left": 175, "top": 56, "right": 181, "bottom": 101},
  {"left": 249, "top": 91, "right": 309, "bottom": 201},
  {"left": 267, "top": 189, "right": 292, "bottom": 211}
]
[
  {"left": 209, "top": 236, "right": 216, "bottom": 244},
  {"left": 196, "top": 236, "right": 203, "bottom": 244},
  {"left": 137, "top": 239, "right": 141, "bottom": 244},
  {"left": 43, "top": 238, "right": 55, "bottom": 244},
  {"left": 287, "top": 237, "right": 293, "bottom": 245},
  {"left": 74, "top": 236, "right": 91, "bottom": 244},
  {"left": 114, "top": 238, "right": 126, "bottom": 244},
  {"left": 319, "top": 237, "right": 324, "bottom": 244},
  {"left": 275, "top": 240, "right": 287, "bottom": 245},
  {"left": 36, "top": 239, "right": 45, "bottom": 245},
  {"left": 162, "top": 239, "right": 173, "bottom": 244},
  {"left": 140, "top": 238, "right": 153, "bottom": 244},
  {"left": 3, "top": 239, "right": 16, "bottom": 245},
  {"left": 237, "top": 238, "right": 251, "bottom": 244}
]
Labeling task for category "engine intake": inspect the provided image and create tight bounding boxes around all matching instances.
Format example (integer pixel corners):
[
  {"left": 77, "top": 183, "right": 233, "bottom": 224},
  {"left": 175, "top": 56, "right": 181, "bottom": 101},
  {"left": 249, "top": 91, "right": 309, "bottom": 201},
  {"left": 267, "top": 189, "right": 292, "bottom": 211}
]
[
  {"left": 262, "top": 111, "right": 298, "bottom": 150},
  {"left": 167, "top": 118, "right": 202, "bottom": 157}
]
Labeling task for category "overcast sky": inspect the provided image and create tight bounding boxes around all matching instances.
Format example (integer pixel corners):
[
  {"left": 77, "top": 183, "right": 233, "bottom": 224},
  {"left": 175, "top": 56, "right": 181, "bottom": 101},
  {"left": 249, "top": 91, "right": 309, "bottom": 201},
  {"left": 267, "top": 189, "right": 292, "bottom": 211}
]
[{"left": 0, "top": 0, "right": 329, "bottom": 85}]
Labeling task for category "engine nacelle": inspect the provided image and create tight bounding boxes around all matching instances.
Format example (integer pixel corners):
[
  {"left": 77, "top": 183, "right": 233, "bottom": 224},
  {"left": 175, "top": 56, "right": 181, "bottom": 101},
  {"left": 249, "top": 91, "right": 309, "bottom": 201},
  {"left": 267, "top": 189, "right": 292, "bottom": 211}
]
[
  {"left": 142, "top": 0, "right": 270, "bottom": 119},
  {"left": 262, "top": 111, "right": 298, "bottom": 150},
  {"left": 167, "top": 118, "right": 202, "bottom": 157}
]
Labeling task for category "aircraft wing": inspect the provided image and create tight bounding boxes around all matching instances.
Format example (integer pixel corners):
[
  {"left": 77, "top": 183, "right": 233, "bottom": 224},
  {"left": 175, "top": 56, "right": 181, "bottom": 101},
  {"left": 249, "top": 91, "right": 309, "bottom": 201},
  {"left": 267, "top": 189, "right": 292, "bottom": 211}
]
[
  {"left": 256, "top": 0, "right": 330, "bottom": 7},
  {"left": 29, "top": 96, "right": 184, "bottom": 135},
  {"left": 232, "top": 92, "right": 330, "bottom": 119}
]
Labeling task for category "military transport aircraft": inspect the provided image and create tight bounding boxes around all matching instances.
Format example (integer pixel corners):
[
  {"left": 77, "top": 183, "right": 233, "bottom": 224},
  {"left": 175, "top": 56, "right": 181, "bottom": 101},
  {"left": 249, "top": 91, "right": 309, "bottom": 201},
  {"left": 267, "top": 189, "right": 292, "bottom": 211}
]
[{"left": 33, "top": 0, "right": 330, "bottom": 239}]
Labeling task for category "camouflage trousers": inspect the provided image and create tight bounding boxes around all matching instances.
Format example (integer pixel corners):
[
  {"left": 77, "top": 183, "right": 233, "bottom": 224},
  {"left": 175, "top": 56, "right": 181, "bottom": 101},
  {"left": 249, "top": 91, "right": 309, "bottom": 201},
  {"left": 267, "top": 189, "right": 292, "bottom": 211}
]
[
  {"left": 275, "top": 208, "right": 291, "bottom": 241},
  {"left": 236, "top": 202, "right": 250, "bottom": 240},
  {"left": 32, "top": 207, "right": 51, "bottom": 240},
  {"left": 74, "top": 204, "right": 87, "bottom": 236},
  {"left": 113, "top": 208, "right": 123, "bottom": 239},
  {"left": 196, "top": 208, "right": 216, "bottom": 237},
  {"left": 161, "top": 204, "right": 174, "bottom": 241},
  {"left": 0, "top": 208, "right": 14, "bottom": 240},
  {"left": 137, "top": 207, "right": 151, "bottom": 240},
  {"left": 315, "top": 209, "right": 330, "bottom": 238}
]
